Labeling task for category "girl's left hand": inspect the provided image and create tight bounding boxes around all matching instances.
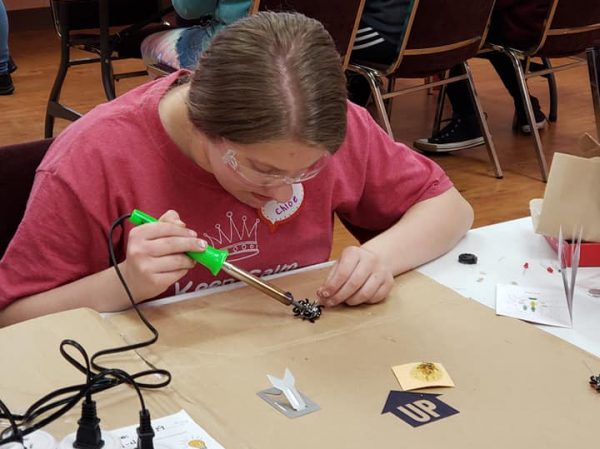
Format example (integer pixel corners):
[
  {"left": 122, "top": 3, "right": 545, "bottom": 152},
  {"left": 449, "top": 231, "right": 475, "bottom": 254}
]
[{"left": 317, "top": 246, "right": 394, "bottom": 307}]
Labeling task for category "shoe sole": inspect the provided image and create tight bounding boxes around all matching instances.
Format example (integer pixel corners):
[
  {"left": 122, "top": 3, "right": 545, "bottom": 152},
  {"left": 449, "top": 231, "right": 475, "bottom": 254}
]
[
  {"left": 413, "top": 137, "right": 485, "bottom": 153},
  {"left": 520, "top": 119, "right": 547, "bottom": 134},
  {"left": 0, "top": 86, "right": 15, "bottom": 95}
]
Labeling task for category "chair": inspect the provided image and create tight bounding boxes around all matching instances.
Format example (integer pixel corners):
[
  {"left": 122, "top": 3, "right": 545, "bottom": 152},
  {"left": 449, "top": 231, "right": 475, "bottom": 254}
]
[
  {"left": 489, "top": 0, "right": 600, "bottom": 181},
  {"left": 250, "top": 0, "right": 365, "bottom": 69},
  {"left": 348, "top": 0, "right": 503, "bottom": 178},
  {"left": 44, "top": 0, "right": 174, "bottom": 138},
  {"left": 144, "top": 0, "right": 365, "bottom": 78},
  {"left": 590, "top": 46, "right": 600, "bottom": 133},
  {"left": 0, "top": 139, "right": 54, "bottom": 259}
]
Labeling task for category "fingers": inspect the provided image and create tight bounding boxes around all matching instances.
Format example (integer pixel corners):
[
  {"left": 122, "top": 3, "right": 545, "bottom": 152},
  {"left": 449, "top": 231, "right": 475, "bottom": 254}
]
[
  {"left": 123, "top": 210, "right": 207, "bottom": 301},
  {"left": 133, "top": 254, "right": 196, "bottom": 276},
  {"left": 130, "top": 210, "right": 207, "bottom": 255},
  {"left": 317, "top": 246, "right": 393, "bottom": 307},
  {"left": 145, "top": 235, "right": 207, "bottom": 257},
  {"left": 318, "top": 247, "right": 366, "bottom": 305},
  {"left": 348, "top": 274, "right": 392, "bottom": 306},
  {"left": 159, "top": 209, "right": 186, "bottom": 227},
  {"left": 129, "top": 225, "right": 206, "bottom": 258}
]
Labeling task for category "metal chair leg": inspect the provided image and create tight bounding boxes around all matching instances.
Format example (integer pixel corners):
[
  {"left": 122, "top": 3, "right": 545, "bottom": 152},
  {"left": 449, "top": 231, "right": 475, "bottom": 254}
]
[
  {"left": 44, "top": 112, "right": 56, "bottom": 140},
  {"left": 463, "top": 62, "right": 503, "bottom": 179},
  {"left": 506, "top": 50, "right": 549, "bottom": 181},
  {"left": 432, "top": 70, "right": 450, "bottom": 137},
  {"left": 371, "top": 75, "right": 393, "bottom": 138},
  {"left": 385, "top": 77, "right": 396, "bottom": 118},
  {"left": 101, "top": 58, "right": 117, "bottom": 100},
  {"left": 349, "top": 65, "right": 394, "bottom": 138},
  {"left": 98, "top": 0, "right": 116, "bottom": 100},
  {"left": 542, "top": 57, "right": 558, "bottom": 122},
  {"left": 586, "top": 47, "right": 600, "bottom": 140},
  {"left": 45, "top": 27, "right": 71, "bottom": 138}
]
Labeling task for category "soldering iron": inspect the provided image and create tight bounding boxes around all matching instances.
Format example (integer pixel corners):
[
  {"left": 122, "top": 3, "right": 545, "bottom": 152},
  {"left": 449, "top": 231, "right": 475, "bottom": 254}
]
[{"left": 129, "top": 209, "right": 322, "bottom": 322}]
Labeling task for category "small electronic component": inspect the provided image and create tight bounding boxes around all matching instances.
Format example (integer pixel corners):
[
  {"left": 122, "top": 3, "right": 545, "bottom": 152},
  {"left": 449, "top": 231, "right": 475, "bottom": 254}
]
[
  {"left": 458, "top": 253, "right": 478, "bottom": 264},
  {"left": 292, "top": 298, "right": 323, "bottom": 322},
  {"left": 589, "top": 375, "right": 600, "bottom": 391}
]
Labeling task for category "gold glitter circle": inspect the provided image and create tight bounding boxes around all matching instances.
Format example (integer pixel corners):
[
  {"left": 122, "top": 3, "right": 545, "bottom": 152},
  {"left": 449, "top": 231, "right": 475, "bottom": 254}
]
[{"left": 410, "top": 362, "right": 443, "bottom": 382}]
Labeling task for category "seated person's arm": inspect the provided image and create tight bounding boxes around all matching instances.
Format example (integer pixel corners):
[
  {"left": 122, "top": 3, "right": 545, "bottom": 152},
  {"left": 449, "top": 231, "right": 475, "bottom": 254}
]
[
  {"left": 0, "top": 211, "right": 204, "bottom": 327},
  {"left": 320, "top": 188, "right": 472, "bottom": 307},
  {"left": 0, "top": 265, "right": 134, "bottom": 327},
  {"left": 363, "top": 186, "right": 473, "bottom": 274},
  {"left": 317, "top": 106, "right": 473, "bottom": 307}
]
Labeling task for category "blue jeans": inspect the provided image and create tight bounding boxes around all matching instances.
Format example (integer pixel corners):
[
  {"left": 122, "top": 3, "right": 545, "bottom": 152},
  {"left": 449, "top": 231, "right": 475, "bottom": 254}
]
[
  {"left": 175, "top": 23, "right": 217, "bottom": 69},
  {"left": 0, "top": 0, "right": 9, "bottom": 73}
]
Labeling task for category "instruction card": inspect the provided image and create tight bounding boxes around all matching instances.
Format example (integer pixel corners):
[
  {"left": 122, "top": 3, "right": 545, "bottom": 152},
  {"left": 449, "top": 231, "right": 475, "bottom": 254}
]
[
  {"left": 109, "top": 409, "right": 225, "bottom": 449},
  {"left": 495, "top": 284, "right": 572, "bottom": 328}
]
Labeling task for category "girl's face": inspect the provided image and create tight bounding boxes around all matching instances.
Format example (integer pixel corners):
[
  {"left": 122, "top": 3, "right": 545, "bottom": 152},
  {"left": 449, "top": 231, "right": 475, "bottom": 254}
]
[{"left": 205, "top": 138, "right": 330, "bottom": 208}]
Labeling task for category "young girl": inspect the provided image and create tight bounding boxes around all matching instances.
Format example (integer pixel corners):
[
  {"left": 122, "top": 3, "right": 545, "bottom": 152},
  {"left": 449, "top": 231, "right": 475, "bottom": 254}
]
[{"left": 0, "top": 12, "right": 473, "bottom": 326}]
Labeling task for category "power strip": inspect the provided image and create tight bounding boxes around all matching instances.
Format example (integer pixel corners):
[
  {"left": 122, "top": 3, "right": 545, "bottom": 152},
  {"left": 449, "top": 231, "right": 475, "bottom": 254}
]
[{"left": 4, "top": 430, "right": 57, "bottom": 449}]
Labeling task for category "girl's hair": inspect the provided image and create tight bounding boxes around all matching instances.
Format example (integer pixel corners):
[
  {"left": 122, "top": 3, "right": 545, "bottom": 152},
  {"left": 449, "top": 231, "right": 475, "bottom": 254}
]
[{"left": 186, "top": 11, "right": 347, "bottom": 153}]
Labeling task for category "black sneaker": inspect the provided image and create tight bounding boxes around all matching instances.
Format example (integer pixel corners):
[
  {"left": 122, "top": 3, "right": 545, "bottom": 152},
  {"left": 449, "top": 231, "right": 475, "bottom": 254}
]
[
  {"left": 514, "top": 96, "right": 547, "bottom": 134},
  {"left": 0, "top": 73, "right": 14, "bottom": 95},
  {"left": 413, "top": 115, "right": 484, "bottom": 152}
]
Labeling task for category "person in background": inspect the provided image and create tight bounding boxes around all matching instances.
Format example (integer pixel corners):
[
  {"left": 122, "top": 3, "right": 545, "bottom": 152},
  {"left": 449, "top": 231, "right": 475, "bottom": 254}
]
[
  {"left": 0, "top": 0, "right": 16, "bottom": 95},
  {"left": 141, "top": 0, "right": 251, "bottom": 71},
  {"left": 347, "top": 0, "right": 412, "bottom": 106},
  {"left": 0, "top": 12, "right": 473, "bottom": 326},
  {"left": 414, "top": 0, "right": 552, "bottom": 152}
]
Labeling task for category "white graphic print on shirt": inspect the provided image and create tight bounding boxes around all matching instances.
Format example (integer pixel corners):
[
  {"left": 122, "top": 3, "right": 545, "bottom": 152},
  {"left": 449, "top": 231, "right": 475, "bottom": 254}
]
[{"left": 202, "top": 211, "right": 260, "bottom": 262}]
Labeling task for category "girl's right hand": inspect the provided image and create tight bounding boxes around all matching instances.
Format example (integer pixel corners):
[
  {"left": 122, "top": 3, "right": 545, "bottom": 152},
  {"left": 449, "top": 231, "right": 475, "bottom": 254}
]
[{"left": 120, "top": 210, "right": 206, "bottom": 301}]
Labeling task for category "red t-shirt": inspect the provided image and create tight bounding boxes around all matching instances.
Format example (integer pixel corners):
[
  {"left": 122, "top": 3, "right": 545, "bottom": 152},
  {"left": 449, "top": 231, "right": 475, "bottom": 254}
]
[{"left": 0, "top": 72, "right": 452, "bottom": 307}]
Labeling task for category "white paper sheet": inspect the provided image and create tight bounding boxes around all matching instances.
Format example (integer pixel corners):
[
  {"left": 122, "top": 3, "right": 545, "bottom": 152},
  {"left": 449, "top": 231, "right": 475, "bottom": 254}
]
[
  {"left": 495, "top": 283, "right": 572, "bottom": 328},
  {"left": 109, "top": 410, "right": 225, "bottom": 449}
]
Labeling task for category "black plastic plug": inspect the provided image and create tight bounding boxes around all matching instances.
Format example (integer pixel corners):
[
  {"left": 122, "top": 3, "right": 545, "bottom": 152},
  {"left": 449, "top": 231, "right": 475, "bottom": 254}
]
[
  {"left": 136, "top": 409, "right": 154, "bottom": 449},
  {"left": 73, "top": 399, "right": 104, "bottom": 449},
  {"left": 3, "top": 427, "right": 24, "bottom": 446}
]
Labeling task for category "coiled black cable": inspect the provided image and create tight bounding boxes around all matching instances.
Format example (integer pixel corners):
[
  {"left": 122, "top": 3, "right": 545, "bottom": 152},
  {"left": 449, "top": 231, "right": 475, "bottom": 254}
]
[{"left": 0, "top": 213, "right": 170, "bottom": 444}]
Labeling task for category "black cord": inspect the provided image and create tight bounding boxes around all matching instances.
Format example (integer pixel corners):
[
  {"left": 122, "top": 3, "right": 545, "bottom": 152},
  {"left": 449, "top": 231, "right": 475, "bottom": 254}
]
[
  {"left": 0, "top": 399, "right": 22, "bottom": 443},
  {"left": 60, "top": 340, "right": 94, "bottom": 401},
  {"left": 0, "top": 213, "right": 172, "bottom": 444},
  {"left": 0, "top": 353, "right": 155, "bottom": 444},
  {"left": 90, "top": 214, "right": 171, "bottom": 389},
  {"left": 1, "top": 369, "right": 150, "bottom": 445}
]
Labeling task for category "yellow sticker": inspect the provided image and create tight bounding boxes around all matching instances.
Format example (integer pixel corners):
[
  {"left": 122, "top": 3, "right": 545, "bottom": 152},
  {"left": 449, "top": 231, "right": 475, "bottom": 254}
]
[
  {"left": 392, "top": 362, "right": 455, "bottom": 391},
  {"left": 188, "top": 440, "right": 207, "bottom": 449},
  {"left": 410, "top": 362, "right": 443, "bottom": 382}
]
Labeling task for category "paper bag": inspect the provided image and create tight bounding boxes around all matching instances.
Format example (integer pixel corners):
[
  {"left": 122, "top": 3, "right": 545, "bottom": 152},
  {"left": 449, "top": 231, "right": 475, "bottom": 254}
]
[{"left": 530, "top": 133, "right": 600, "bottom": 242}]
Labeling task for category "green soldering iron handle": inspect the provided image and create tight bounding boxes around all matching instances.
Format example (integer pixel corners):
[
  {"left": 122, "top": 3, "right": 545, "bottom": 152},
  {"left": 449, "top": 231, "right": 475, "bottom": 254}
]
[{"left": 129, "top": 209, "right": 228, "bottom": 276}]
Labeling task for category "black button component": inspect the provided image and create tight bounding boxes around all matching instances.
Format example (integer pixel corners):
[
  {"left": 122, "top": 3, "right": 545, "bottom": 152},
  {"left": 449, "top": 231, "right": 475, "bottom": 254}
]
[{"left": 458, "top": 253, "right": 478, "bottom": 264}]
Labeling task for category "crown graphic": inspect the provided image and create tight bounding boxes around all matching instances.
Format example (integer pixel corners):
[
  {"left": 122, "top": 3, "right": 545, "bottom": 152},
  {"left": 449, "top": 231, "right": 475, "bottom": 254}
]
[{"left": 203, "top": 211, "right": 260, "bottom": 262}]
